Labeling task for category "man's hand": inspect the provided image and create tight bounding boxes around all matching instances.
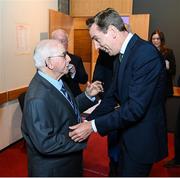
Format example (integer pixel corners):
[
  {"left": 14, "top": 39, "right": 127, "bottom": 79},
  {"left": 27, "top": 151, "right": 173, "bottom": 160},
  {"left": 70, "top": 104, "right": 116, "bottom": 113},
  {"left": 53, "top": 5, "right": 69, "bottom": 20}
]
[
  {"left": 85, "top": 81, "right": 104, "bottom": 97},
  {"left": 69, "top": 121, "right": 93, "bottom": 142}
]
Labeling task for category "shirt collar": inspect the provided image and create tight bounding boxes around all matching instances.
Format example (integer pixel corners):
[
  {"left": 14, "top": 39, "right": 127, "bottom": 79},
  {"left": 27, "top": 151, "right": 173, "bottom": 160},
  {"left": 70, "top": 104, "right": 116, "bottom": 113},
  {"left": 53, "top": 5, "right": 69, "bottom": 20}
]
[
  {"left": 38, "top": 70, "right": 63, "bottom": 91},
  {"left": 120, "top": 32, "right": 133, "bottom": 54}
]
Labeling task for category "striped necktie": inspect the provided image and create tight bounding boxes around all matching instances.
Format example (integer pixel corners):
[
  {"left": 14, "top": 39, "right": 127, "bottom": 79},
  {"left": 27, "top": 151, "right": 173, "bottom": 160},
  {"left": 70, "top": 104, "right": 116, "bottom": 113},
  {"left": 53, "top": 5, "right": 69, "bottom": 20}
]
[{"left": 61, "top": 83, "right": 81, "bottom": 122}]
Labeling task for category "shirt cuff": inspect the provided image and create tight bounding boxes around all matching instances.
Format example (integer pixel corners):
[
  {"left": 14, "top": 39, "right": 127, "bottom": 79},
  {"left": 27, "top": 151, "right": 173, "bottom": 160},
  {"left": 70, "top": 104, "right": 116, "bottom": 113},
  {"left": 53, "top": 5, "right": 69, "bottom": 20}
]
[
  {"left": 91, "top": 120, "right": 97, "bottom": 132},
  {"left": 85, "top": 91, "right": 96, "bottom": 102}
]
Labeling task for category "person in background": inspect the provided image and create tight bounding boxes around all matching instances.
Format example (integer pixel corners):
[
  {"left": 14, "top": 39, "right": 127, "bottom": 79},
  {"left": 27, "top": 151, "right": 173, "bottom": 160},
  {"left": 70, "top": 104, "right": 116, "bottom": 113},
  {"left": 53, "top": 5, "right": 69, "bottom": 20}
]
[
  {"left": 91, "top": 50, "right": 119, "bottom": 176},
  {"left": 69, "top": 8, "right": 168, "bottom": 176},
  {"left": 21, "top": 39, "right": 103, "bottom": 177},
  {"left": 150, "top": 29, "right": 176, "bottom": 97},
  {"left": 51, "top": 29, "right": 88, "bottom": 97},
  {"left": 150, "top": 30, "right": 178, "bottom": 168},
  {"left": 92, "top": 50, "right": 116, "bottom": 98}
]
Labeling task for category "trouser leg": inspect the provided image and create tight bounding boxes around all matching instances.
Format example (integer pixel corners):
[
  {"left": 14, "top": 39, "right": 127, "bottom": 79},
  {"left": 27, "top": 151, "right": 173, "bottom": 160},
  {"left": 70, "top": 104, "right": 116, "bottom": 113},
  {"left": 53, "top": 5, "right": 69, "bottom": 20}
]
[{"left": 117, "top": 146, "right": 153, "bottom": 177}]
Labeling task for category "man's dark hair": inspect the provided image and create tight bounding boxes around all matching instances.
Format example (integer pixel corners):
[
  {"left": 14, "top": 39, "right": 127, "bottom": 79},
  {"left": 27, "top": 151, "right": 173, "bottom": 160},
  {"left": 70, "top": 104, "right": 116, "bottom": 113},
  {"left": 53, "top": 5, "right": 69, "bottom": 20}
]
[{"left": 86, "top": 8, "right": 126, "bottom": 33}]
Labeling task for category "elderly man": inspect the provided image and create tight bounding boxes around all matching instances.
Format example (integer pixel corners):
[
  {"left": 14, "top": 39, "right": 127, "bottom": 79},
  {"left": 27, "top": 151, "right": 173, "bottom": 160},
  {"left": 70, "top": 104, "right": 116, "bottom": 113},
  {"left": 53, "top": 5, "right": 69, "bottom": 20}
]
[
  {"left": 52, "top": 29, "right": 88, "bottom": 97},
  {"left": 21, "top": 39, "right": 103, "bottom": 177},
  {"left": 69, "top": 8, "right": 168, "bottom": 176}
]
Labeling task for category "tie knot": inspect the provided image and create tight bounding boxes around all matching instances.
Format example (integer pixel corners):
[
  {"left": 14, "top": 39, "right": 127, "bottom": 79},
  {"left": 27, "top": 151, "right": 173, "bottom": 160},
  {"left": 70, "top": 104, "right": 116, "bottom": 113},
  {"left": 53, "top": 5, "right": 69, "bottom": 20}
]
[
  {"left": 119, "top": 53, "right": 123, "bottom": 62},
  {"left": 61, "top": 83, "right": 65, "bottom": 90},
  {"left": 61, "top": 83, "right": 67, "bottom": 96}
]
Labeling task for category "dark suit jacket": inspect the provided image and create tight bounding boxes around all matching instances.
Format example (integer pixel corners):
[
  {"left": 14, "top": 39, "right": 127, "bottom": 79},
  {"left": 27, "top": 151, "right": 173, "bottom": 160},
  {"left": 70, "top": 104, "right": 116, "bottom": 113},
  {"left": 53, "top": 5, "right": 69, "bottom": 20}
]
[
  {"left": 92, "top": 50, "right": 116, "bottom": 98},
  {"left": 62, "top": 52, "right": 88, "bottom": 97},
  {"left": 162, "top": 48, "right": 176, "bottom": 96},
  {"left": 21, "top": 72, "right": 95, "bottom": 176},
  {"left": 94, "top": 34, "right": 168, "bottom": 164}
]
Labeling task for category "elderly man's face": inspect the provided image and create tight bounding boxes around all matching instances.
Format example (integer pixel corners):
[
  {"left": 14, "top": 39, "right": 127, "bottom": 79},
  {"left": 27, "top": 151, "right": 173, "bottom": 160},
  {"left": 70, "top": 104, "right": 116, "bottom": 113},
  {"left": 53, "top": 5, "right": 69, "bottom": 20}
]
[
  {"left": 48, "top": 43, "right": 71, "bottom": 76},
  {"left": 89, "top": 23, "right": 120, "bottom": 56}
]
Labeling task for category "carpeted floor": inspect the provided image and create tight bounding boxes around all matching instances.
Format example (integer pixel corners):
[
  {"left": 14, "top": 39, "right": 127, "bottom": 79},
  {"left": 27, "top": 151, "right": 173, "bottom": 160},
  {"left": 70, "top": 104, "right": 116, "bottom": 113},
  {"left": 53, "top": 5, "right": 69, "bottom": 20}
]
[{"left": 0, "top": 133, "right": 180, "bottom": 176}]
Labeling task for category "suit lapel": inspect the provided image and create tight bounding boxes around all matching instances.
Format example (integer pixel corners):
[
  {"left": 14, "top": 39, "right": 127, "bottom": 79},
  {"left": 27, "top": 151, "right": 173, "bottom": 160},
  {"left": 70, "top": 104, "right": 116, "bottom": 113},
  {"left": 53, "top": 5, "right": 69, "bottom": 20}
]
[
  {"left": 35, "top": 73, "right": 76, "bottom": 114},
  {"left": 118, "top": 34, "right": 139, "bottom": 97}
]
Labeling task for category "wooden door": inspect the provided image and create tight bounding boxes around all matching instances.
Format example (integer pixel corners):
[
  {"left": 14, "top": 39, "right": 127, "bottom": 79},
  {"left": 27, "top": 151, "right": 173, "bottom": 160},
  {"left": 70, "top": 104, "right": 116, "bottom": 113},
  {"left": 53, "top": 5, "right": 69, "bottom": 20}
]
[{"left": 49, "top": 9, "right": 74, "bottom": 53}]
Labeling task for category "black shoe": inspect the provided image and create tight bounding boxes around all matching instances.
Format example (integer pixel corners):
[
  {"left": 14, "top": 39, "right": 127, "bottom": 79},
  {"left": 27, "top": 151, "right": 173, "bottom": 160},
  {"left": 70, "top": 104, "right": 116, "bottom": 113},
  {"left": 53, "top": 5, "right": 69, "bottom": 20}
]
[
  {"left": 108, "top": 160, "right": 119, "bottom": 176},
  {"left": 164, "top": 159, "right": 180, "bottom": 168}
]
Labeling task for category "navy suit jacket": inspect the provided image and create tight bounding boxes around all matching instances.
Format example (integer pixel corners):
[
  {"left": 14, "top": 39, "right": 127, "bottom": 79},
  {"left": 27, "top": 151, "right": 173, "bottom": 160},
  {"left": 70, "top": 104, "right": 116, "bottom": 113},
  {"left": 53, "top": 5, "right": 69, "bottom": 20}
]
[
  {"left": 94, "top": 34, "right": 168, "bottom": 164},
  {"left": 21, "top": 72, "right": 95, "bottom": 176}
]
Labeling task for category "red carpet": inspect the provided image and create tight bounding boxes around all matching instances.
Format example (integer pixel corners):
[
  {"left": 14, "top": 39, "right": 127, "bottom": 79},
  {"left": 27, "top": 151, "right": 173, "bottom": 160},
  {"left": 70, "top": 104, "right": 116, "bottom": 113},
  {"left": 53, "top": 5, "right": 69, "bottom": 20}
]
[{"left": 0, "top": 133, "right": 180, "bottom": 176}]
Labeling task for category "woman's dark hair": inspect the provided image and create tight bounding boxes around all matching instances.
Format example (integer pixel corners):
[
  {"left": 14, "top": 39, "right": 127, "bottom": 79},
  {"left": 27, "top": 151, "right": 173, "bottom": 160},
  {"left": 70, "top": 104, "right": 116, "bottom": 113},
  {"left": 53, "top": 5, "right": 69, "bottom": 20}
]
[{"left": 149, "top": 29, "right": 168, "bottom": 56}]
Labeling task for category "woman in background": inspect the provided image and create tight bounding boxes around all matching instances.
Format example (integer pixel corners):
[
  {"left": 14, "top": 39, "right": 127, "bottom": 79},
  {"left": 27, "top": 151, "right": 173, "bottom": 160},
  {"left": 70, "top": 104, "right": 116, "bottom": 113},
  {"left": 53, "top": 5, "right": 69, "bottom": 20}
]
[{"left": 150, "top": 29, "right": 176, "bottom": 97}]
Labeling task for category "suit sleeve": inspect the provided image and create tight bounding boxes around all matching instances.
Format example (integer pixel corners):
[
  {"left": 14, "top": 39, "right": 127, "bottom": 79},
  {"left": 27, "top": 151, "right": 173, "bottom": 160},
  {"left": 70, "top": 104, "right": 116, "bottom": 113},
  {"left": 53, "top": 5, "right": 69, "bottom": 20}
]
[
  {"left": 23, "top": 99, "right": 86, "bottom": 156},
  {"left": 75, "top": 92, "right": 98, "bottom": 113},
  {"left": 92, "top": 56, "right": 104, "bottom": 82},
  {"left": 73, "top": 57, "right": 88, "bottom": 84}
]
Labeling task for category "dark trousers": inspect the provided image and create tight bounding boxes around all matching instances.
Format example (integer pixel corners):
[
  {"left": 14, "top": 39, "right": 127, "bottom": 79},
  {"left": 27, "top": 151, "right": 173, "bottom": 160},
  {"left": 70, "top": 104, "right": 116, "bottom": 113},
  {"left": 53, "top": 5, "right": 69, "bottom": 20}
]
[
  {"left": 109, "top": 159, "right": 119, "bottom": 176},
  {"left": 107, "top": 131, "right": 120, "bottom": 177},
  {"left": 174, "top": 107, "right": 180, "bottom": 163},
  {"left": 118, "top": 144, "right": 153, "bottom": 176}
]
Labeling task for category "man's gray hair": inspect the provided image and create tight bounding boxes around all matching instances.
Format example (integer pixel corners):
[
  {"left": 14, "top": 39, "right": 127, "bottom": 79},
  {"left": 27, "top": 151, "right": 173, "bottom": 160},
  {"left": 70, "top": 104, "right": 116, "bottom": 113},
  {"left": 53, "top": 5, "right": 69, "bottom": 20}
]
[{"left": 33, "top": 39, "right": 59, "bottom": 69}]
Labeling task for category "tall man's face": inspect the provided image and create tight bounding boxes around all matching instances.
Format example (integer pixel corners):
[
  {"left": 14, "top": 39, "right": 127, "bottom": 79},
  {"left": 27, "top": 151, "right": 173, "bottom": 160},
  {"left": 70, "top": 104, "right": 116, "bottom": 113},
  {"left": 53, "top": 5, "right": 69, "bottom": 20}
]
[{"left": 89, "top": 23, "right": 120, "bottom": 56}]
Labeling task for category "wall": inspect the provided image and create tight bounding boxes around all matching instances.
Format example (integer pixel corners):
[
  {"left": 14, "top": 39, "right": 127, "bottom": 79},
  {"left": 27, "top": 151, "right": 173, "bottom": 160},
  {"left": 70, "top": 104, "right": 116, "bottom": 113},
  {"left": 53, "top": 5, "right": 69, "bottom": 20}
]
[
  {"left": 0, "top": 0, "right": 58, "bottom": 150},
  {"left": 0, "top": 3, "right": 4, "bottom": 92},
  {"left": 133, "top": 0, "right": 180, "bottom": 85}
]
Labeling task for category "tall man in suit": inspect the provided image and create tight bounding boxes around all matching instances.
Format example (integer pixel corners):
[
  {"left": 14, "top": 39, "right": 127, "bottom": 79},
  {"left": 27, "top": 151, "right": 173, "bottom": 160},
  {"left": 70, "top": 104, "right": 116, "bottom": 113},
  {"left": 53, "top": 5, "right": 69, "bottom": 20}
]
[
  {"left": 52, "top": 29, "right": 88, "bottom": 97},
  {"left": 69, "top": 8, "right": 168, "bottom": 176},
  {"left": 21, "top": 39, "right": 103, "bottom": 177}
]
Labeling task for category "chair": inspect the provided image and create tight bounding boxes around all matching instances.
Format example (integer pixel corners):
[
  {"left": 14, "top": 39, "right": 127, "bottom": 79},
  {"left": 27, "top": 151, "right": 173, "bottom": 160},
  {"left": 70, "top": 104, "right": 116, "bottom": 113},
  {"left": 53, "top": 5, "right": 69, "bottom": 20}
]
[{"left": 18, "top": 92, "right": 26, "bottom": 112}]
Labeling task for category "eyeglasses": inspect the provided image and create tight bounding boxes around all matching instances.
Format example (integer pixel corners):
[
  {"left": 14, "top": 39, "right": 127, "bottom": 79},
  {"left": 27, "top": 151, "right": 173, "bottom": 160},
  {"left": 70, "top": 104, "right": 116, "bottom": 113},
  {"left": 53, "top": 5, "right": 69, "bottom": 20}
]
[{"left": 48, "top": 52, "right": 67, "bottom": 59}]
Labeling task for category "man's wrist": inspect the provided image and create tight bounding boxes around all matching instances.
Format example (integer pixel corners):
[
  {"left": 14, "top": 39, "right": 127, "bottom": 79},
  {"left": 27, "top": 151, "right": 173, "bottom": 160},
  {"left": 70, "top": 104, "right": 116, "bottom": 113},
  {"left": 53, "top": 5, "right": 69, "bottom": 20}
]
[{"left": 85, "top": 91, "right": 96, "bottom": 102}]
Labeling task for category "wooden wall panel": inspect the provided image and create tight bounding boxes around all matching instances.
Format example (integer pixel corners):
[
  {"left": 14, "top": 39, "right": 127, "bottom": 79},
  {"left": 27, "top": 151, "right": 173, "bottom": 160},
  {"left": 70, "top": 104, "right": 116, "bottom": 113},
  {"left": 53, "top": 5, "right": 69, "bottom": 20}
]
[
  {"left": 0, "top": 87, "right": 28, "bottom": 105},
  {"left": 0, "top": 92, "right": 7, "bottom": 105},
  {"left": 74, "top": 29, "right": 92, "bottom": 63},
  {"left": 130, "top": 14, "right": 150, "bottom": 40},
  {"left": 49, "top": 9, "right": 73, "bottom": 36},
  {"left": 91, "top": 42, "right": 99, "bottom": 77},
  {"left": 8, "top": 87, "right": 28, "bottom": 101},
  {"left": 174, "top": 87, "right": 180, "bottom": 97},
  {"left": 73, "top": 17, "right": 88, "bottom": 29},
  {"left": 70, "top": 0, "right": 133, "bottom": 16}
]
